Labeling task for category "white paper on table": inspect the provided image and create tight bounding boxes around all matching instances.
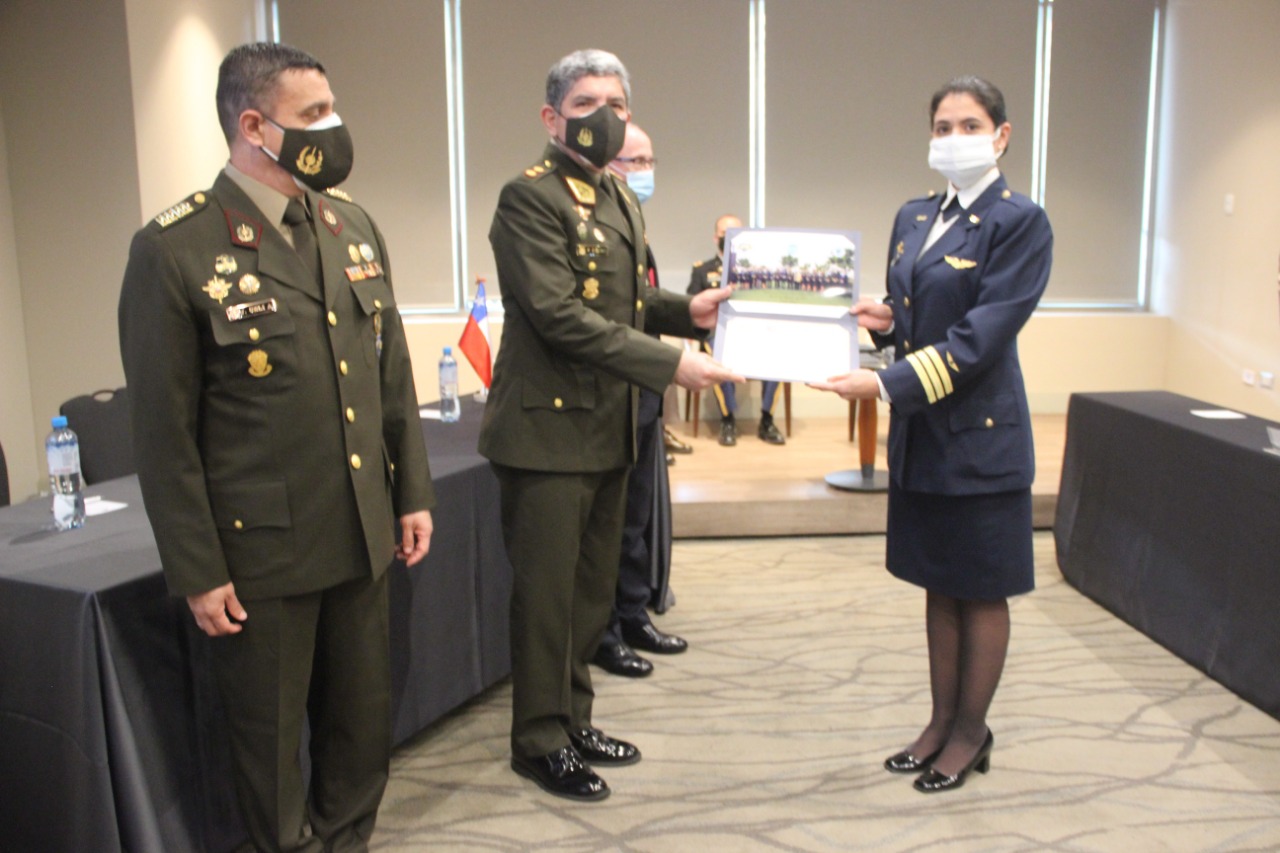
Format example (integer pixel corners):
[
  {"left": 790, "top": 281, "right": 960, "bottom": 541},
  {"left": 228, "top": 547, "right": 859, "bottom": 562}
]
[
  {"left": 713, "top": 300, "right": 857, "bottom": 384},
  {"left": 419, "top": 408, "right": 443, "bottom": 420},
  {"left": 84, "top": 496, "right": 128, "bottom": 516},
  {"left": 1190, "top": 408, "right": 1246, "bottom": 419}
]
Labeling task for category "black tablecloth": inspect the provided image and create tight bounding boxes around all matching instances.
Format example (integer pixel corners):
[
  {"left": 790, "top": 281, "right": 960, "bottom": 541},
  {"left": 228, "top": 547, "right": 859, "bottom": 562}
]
[
  {"left": 0, "top": 397, "right": 510, "bottom": 853},
  {"left": 1054, "top": 391, "right": 1280, "bottom": 720}
]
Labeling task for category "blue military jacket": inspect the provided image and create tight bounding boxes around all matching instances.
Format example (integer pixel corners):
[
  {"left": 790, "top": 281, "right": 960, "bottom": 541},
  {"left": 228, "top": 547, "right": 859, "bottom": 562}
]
[{"left": 873, "top": 175, "right": 1052, "bottom": 495}]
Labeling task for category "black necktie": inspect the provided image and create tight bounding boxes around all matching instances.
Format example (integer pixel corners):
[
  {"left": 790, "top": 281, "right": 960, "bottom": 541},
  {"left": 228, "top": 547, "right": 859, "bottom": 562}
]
[
  {"left": 283, "top": 196, "right": 320, "bottom": 283},
  {"left": 940, "top": 195, "right": 960, "bottom": 223}
]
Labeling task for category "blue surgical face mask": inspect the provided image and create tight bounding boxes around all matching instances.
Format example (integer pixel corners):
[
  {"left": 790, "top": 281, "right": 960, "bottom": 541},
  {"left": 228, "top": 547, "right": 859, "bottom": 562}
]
[{"left": 626, "top": 169, "right": 654, "bottom": 204}]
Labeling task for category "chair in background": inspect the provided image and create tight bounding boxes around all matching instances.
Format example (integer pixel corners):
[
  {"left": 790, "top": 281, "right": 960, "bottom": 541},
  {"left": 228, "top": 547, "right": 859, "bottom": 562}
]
[
  {"left": 60, "top": 387, "right": 136, "bottom": 485},
  {"left": 684, "top": 382, "right": 791, "bottom": 439},
  {"left": 0, "top": 438, "right": 9, "bottom": 507}
]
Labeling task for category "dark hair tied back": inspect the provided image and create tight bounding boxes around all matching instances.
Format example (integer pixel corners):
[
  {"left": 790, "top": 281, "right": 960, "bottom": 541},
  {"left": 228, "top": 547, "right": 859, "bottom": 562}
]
[{"left": 929, "top": 76, "right": 1007, "bottom": 127}]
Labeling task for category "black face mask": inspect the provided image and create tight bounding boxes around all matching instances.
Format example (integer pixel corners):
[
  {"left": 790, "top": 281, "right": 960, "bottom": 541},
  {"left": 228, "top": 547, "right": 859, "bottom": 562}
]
[
  {"left": 560, "top": 105, "right": 627, "bottom": 169},
  {"left": 263, "top": 115, "right": 354, "bottom": 191}
]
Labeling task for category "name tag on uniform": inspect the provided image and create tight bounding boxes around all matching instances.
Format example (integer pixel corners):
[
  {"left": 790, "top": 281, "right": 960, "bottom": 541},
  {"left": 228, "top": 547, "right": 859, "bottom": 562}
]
[
  {"left": 225, "top": 298, "right": 278, "bottom": 322},
  {"left": 575, "top": 243, "right": 608, "bottom": 258}
]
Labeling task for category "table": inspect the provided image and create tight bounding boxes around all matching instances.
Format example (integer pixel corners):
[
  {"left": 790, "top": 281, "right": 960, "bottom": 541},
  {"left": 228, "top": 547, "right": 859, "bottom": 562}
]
[
  {"left": 0, "top": 397, "right": 511, "bottom": 853},
  {"left": 1054, "top": 391, "right": 1280, "bottom": 721}
]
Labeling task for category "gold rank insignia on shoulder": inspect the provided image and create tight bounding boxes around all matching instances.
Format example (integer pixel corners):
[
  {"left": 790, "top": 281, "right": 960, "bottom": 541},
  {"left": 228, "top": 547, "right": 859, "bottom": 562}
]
[
  {"left": 247, "top": 349, "right": 273, "bottom": 378},
  {"left": 564, "top": 176, "right": 596, "bottom": 206},
  {"left": 154, "top": 196, "right": 201, "bottom": 228},
  {"left": 214, "top": 254, "right": 237, "bottom": 275},
  {"left": 944, "top": 255, "right": 978, "bottom": 270},
  {"left": 1001, "top": 189, "right": 1012, "bottom": 199},
  {"left": 927, "top": 190, "right": 938, "bottom": 198},
  {"left": 203, "top": 276, "right": 232, "bottom": 303},
  {"left": 693, "top": 260, "right": 703, "bottom": 268},
  {"left": 324, "top": 187, "right": 353, "bottom": 202},
  {"left": 226, "top": 298, "right": 278, "bottom": 322}
]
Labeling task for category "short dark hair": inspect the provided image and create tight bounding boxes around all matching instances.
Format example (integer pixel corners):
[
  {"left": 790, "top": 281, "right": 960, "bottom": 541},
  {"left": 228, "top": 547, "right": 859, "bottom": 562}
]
[
  {"left": 929, "top": 76, "right": 1007, "bottom": 127},
  {"left": 216, "top": 43, "right": 326, "bottom": 144}
]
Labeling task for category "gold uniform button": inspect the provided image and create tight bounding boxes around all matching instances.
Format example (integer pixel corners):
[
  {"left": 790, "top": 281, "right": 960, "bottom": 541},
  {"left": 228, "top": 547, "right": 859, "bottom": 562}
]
[
  {"left": 350, "top": 453, "right": 362, "bottom": 469},
  {"left": 328, "top": 311, "right": 338, "bottom": 326},
  {"left": 339, "top": 359, "right": 349, "bottom": 375},
  {"left": 902, "top": 297, "right": 911, "bottom": 308},
  {"left": 553, "top": 397, "right": 563, "bottom": 409},
  {"left": 544, "top": 159, "right": 552, "bottom": 167},
  {"left": 389, "top": 462, "right": 395, "bottom": 473},
  {"left": 904, "top": 339, "right": 911, "bottom": 350},
  {"left": 234, "top": 519, "right": 243, "bottom": 530},
  {"left": 346, "top": 407, "right": 355, "bottom": 423},
  {"left": 635, "top": 299, "right": 643, "bottom": 311},
  {"left": 373, "top": 299, "right": 382, "bottom": 310},
  {"left": 984, "top": 417, "right": 995, "bottom": 428},
  {"left": 636, "top": 264, "right": 644, "bottom": 275},
  {"left": 588, "top": 261, "right": 597, "bottom": 271},
  {"left": 248, "top": 328, "right": 260, "bottom": 341}
]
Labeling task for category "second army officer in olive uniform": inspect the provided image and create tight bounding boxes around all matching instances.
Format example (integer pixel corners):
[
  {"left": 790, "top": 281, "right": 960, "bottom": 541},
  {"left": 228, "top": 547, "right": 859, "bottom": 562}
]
[
  {"left": 119, "top": 44, "right": 434, "bottom": 851},
  {"left": 480, "top": 49, "right": 737, "bottom": 802}
]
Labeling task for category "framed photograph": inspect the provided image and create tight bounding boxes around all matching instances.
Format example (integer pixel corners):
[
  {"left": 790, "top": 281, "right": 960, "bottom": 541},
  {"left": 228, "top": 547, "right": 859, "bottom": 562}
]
[{"left": 712, "top": 227, "right": 862, "bottom": 383}]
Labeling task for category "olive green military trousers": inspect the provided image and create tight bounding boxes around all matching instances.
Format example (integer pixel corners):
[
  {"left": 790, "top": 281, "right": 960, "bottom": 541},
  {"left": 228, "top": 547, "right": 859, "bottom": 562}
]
[
  {"left": 492, "top": 463, "right": 630, "bottom": 758},
  {"left": 210, "top": 572, "right": 390, "bottom": 853}
]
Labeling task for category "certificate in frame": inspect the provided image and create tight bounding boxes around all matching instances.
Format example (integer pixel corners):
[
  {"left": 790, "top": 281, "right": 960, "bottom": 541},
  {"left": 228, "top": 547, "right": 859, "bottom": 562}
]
[{"left": 712, "top": 227, "right": 862, "bottom": 383}]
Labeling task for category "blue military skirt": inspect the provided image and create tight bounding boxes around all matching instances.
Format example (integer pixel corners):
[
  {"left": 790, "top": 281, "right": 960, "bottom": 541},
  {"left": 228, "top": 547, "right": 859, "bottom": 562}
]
[{"left": 886, "top": 485, "right": 1034, "bottom": 601}]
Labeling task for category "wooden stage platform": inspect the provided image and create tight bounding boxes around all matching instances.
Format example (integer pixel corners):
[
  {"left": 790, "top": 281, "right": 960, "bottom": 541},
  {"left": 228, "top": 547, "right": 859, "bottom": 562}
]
[{"left": 666, "top": 408, "right": 1065, "bottom": 539}]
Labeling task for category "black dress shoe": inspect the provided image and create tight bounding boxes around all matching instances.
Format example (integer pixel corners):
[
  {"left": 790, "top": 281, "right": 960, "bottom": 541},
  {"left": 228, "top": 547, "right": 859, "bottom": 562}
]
[
  {"left": 664, "top": 427, "right": 693, "bottom": 454},
  {"left": 511, "top": 746, "right": 610, "bottom": 801},
  {"left": 718, "top": 416, "right": 737, "bottom": 447},
  {"left": 622, "top": 621, "right": 688, "bottom": 655},
  {"left": 567, "top": 726, "right": 641, "bottom": 766},
  {"left": 757, "top": 413, "right": 786, "bottom": 445},
  {"left": 591, "top": 641, "right": 653, "bottom": 677},
  {"left": 883, "top": 746, "right": 942, "bottom": 774},
  {"left": 913, "top": 730, "right": 994, "bottom": 793}
]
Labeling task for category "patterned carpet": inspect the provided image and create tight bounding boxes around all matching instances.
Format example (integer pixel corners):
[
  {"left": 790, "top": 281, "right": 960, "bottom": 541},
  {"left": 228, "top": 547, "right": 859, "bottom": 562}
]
[{"left": 372, "top": 533, "right": 1280, "bottom": 852}]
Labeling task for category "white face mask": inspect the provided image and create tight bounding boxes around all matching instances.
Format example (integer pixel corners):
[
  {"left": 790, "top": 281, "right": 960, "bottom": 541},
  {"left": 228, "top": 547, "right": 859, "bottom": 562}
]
[{"left": 928, "top": 131, "right": 1002, "bottom": 190}]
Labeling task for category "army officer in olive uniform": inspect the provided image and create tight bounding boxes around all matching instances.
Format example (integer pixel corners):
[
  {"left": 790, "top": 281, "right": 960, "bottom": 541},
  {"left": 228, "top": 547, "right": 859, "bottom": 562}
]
[
  {"left": 118, "top": 43, "right": 434, "bottom": 851},
  {"left": 480, "top": 48, "right": 737, "bottom": 803}
]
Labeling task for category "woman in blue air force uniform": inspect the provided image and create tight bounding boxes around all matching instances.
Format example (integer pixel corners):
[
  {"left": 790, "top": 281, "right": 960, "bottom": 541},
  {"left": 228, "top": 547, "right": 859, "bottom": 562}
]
[{"left": 812, "top": 76, "right": 1052, "bottom": 793}]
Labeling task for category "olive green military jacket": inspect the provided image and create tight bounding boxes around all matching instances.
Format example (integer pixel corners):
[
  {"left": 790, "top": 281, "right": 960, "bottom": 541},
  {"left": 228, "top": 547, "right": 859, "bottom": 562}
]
[
  {"left": 118, "top": 171, "right": 435, "bottom": 600},
  {"left": 479, "top": 144, "right": 701, "bottom": 473}
]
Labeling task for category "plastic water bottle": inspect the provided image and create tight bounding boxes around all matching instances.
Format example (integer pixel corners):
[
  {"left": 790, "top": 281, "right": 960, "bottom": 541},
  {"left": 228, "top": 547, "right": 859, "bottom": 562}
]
[
  {"left": 439, "top": 346, "right": 461, "bottom": 423},
  {"left": 46, "top": 415, "right": 86, "bottom": 530}
]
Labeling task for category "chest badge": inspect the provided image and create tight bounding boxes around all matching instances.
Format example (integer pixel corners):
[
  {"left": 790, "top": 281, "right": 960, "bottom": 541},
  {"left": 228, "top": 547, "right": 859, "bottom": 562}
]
[
  {"left": 583, "top": 277, "right": 600, "bottom": 300},
  {"left": 944, "top": 255, "right": 978, "bottom": 270},
  {"left": 247, "top": 349, "right": 273, "bottom": 378},
  {"left": 203, "top": 276, "right": 232, "bottom": 303},
  {"left": 238, "top": 274, "right": 261, "bottom": 295},
  {"left": 214, "top": 254, "right": 238, "bottom": 275}
]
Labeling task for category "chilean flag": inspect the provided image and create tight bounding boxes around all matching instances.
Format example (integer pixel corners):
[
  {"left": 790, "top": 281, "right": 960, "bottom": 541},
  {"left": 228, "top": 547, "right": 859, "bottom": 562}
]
[{"left": 458, "top": 279, "right": 493, "bottom": 388}]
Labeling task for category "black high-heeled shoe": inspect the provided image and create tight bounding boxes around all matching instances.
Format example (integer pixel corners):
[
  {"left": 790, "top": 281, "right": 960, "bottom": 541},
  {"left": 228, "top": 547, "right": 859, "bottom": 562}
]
[
  {"left": 883, "top": 746, "right": 942, "bottom": 774},
  {"left": 912, "top": 730, "right": 994, "bottom": 793}
]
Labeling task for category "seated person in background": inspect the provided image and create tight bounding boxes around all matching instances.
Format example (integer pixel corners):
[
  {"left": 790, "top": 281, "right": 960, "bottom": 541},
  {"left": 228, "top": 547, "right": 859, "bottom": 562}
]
[{"left": 687, "top": 215, "right": 785, "bottom": 446}]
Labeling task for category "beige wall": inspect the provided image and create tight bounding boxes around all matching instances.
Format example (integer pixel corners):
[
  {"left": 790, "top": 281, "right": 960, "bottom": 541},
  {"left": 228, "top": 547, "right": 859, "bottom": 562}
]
[
  {"left": 1153, "top": 0, "right": 1280, "bottom": 419},
  {"left": 0, "top": 101, "right": 36, "bottom": 497}
]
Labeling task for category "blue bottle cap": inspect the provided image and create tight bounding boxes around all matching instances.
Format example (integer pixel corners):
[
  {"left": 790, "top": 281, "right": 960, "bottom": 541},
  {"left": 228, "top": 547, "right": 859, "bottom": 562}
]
[
  {"left": 52, "top": 415, "right": 68, "bottom": 429},
  {"left": 443, "top": 346, "right": 452, "bottom": 355}
]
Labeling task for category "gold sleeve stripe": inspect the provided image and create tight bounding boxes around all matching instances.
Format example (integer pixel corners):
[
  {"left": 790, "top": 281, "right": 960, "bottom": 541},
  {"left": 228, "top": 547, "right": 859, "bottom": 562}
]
[
  {"left": 914, "top": 352, "right": 949, "bottom": 401},
  {"left": 905, "top": 353, "right": 940, "bottom": 404},
  {"left": 921, "top": 347, "right": 954, "bottom": 397}
]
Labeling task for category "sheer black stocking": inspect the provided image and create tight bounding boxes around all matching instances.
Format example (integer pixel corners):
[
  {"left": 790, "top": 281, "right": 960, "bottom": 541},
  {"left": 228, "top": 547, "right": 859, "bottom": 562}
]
[{"left": 905, "top": 592, "right": 1010, "bottom": 776}]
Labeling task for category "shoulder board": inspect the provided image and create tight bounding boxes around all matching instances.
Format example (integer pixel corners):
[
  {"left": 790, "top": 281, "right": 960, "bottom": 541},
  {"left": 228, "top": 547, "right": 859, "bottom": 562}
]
[
  {"left": 907, "top": 189, "right": 941, "bottom": 205},
  {"left": 324, "top": 187, "right": 354, "bottom": 202},
  {"left": 563, "top": 176, "right": 596, "bottom": 206},
  {"left": 152, "top": 191, "right": 210, "bottom": 229},
  {"left": 693, "top": 260, "right": 703, "bottom": 268},
  {"left": 522, "top": 158, "right": 557, "bottom": 179}
]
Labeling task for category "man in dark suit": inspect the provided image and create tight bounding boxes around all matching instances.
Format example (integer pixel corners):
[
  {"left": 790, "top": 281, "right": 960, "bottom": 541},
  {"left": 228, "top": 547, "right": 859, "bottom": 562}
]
[
  {"left": 591, "top": 123, "right": 689, "bottom": 680},
  {"left": 118, "top": 43, "right": 435, "bottom": 852},
  {"left": 480, "top": 49, "right": 738, "bottom": 802},
  {"left": 687, "top": 215, "right": 786, "bottom": 446}
]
